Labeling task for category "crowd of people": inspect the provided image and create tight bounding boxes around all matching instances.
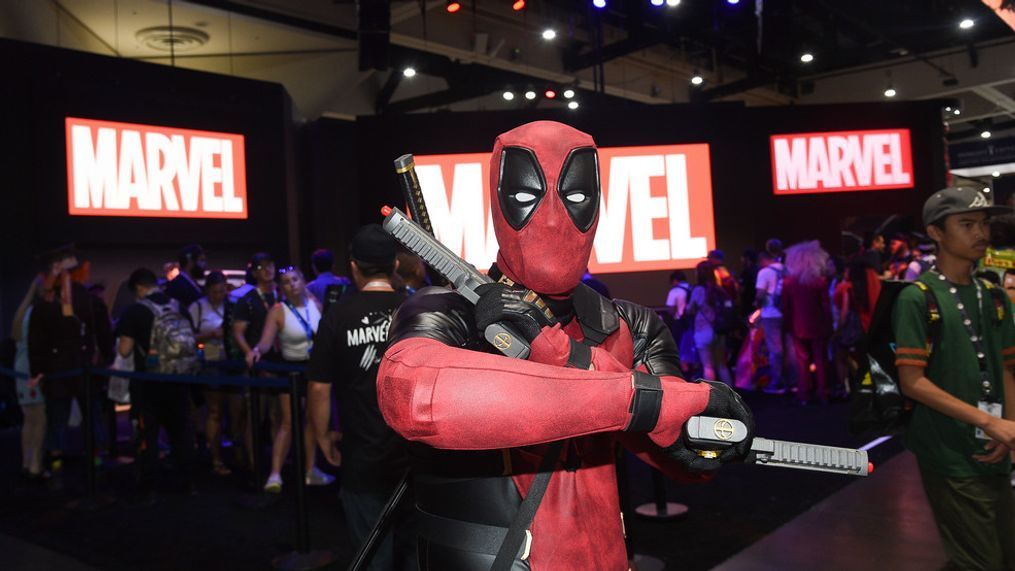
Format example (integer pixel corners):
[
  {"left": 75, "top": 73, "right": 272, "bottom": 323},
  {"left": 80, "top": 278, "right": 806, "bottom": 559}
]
[
  {"left": 4, "top": 184, "right": 1014, "bottom": 570},
  {"left": 663, "top": 228, "right": 960, "bottom": 406}
]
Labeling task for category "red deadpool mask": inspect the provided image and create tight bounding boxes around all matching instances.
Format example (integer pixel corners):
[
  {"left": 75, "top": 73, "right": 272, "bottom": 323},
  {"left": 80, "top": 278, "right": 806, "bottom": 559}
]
[{"left": 490, "top": 121, "right": 600, "bottom": 295}]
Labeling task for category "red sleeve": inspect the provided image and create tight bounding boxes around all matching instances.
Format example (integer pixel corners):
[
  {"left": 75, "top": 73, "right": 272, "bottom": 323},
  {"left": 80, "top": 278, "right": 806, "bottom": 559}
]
[{"left": 377, "top": 337, "right": 709, "bottom": 450}]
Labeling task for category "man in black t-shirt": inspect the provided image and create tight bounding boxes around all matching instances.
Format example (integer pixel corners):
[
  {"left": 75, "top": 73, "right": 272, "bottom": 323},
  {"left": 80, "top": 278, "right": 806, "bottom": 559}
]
[
  {"left": 116, "top": 268, "right": 196, "bottom": 498},
  {"left": 165, "top": 244, "right": 206, "bottom": 311},
  {"left": 232, "top": 252, "right": 277, "bottom": 355},
  {"left": 307, "top": 225, "right": 413, "bottom": 570}
]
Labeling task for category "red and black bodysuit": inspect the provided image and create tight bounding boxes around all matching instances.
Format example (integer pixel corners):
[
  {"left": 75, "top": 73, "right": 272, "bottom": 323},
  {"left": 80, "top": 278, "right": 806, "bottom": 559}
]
[{"left": 377, "top": 121, "right": 753, "bottom": 570}]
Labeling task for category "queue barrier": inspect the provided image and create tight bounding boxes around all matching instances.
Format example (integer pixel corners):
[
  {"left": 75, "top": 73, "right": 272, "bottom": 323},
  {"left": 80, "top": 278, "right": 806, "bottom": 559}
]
[{"left": 0, "top": 360, "right": 335, "bottom": 571}]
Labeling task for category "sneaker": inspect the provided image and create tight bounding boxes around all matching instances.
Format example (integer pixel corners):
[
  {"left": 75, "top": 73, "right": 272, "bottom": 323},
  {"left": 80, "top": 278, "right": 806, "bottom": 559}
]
[
  {"left": 264, "top": 474, "right": 283, "bottom": 493},
  {"left": 305, "top": 467, "right": 335, "bottom": 486}
]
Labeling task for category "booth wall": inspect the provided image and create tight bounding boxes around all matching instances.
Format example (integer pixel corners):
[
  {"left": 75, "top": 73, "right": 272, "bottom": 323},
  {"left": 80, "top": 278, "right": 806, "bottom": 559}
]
[{"left": 0, "top": 39, "right": 294, "bottom": 335}]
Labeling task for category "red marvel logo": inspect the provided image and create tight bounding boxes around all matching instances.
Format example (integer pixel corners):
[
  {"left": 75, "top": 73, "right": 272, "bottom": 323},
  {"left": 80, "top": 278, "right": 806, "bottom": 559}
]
[
  {"left": 415, "top": 144, "right": 716, "bottom": 274},
  {"left": 770, "top": 128, "right": 913, "bottom": 195},
  {"left": 66, "top": 117, "right": 248, "bottom": 219}
]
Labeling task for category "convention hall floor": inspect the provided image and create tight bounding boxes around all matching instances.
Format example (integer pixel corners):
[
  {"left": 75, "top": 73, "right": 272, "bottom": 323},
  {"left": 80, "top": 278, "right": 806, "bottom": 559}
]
[{"left": 0, "top": 393, "right": 955, "bottom": 570}]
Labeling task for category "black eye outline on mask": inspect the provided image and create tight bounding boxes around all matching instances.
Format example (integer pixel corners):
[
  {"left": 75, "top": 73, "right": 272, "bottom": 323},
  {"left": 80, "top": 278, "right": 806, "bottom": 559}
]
[
  {"left": 557, "top": 147, "right": 600, "bottom": 233},
  {"left": 497, "top": 146, "right": 547, "bottom": 231}
]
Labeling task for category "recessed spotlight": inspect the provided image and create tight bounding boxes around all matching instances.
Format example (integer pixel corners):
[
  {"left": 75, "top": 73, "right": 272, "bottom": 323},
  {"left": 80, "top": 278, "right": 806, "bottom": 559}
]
[
  {"left": 800, "top": 53, "right": 814, "bottom": 63},
  {"left": 593, "top": 0, "right": 607, "bottom": 8},
  {"left": 981, "top": 130, "right": 992, "bottom": 139},
  {"left": 403, "top": 67, "right": 417, "bottom": 78},
  {"left": 542, "top": 29, "right": 557, "bottom": 40},
  {"left": 884, "top": 87, "right": 896, "bottom": 97},
  {"left": 445, "top": 0, "right": 461, "bottom": 13},
  {"left": 563, "top": 89, "right": 575, "bottom": 99},
  {"left": 959, "top": 18, "right": 974, "bottom": 30},
  {"left": 983, "top": 187, "right": 992, "bottom": 193},
  {"left": 513, "top": 0, "right": 526, "bottom": 10},
  {"left": 992, "top": 171, "right": 1001, "bottom": 178},
  {"left": 568, "top": 101, "right": 579, "bottom": 110},
  {"left": 690, "top": 75, "right": 704, "bottom": 85},
  {"left": 727, "top": 0, "right": 739, "bottom": 4},
  {"left": 651, "top": 0, "right": 664, "bottom": 5},
  {"left": 503, "top": 91, "right": 515, "bottom": 101},
  {"left": 666, "top": 0, "right": 680, "bottom": 6},
  {"left": 945, "top": 106, "right": 952, "bottom": 111},
  {"left": 545, "top": 89, "right": 557, "bottom": 99},
  {"left": 524, "top": 90, "right": 537, "bottom": 100},
  {"left": 953, "top": 108, "right": 961, "bottom": 115}
]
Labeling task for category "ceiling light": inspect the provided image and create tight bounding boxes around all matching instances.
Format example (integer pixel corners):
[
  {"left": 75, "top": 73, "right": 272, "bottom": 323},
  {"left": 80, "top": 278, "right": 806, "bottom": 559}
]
[
  {"left": 883, "top": 87, "right": 896, "bottom": 97},
  {"left": 666, "top": 0, "right": 680, "bottom": 6},
  {"left": 945, "top": 106, "right": 952, "bottom": 111},
  {"left": 545, "top": 89, "right": 557, "bottom": 99},
  {"left": 524, "top": 90, "right": 537, "bottom": 100},
  {"left": 542, "top": 29, "right": 557, "bottom": 40},
  {"left": 568, "top": 101, "right": 579, "bottom": 110},
  {"left": 981, "top": 130, "right": 992, "bottom": 139},
  {"left": 959, "top": 18, "right": 974, "bottom": 30},
  {"left": 593, "top": 0, "right": 607, "bottom": 8},
  {"left": 992, "top": 171, "right": 1001, "bottom": 178},
  {"left": 800, "top": 53, "right": 814, "bottom": 63},
  {"left": 563, "top": 89, "right": 575, "bottom": 99},
  {"left": 403, "top": 67, "right": 417, "bottom": 78},
  {"left": 727, "top": 0, "right": 739, "bottom": 4},
  {"left": 983, "top": 187, "right": 992, "bottom": 193},
  {"left": 953, "top": 108, "right": 961, "bottom": 115},
  {"left": 446, "top": 0, "right": 461, "bottom": 13},
  {"left": 650, "top": 0, "right": 664, "bottom": 5},
  {"left": 503, "top": 91, "right": 515, "bottom": 101},
  {"left": 690, "top": 75, "right": 704, "bottom": 86},
  {"left": 513, "top": 0, "right": 526, "bottom": 11}
]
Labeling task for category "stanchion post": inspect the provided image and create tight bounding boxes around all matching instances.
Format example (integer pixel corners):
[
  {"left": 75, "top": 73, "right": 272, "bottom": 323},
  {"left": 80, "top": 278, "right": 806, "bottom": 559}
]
[
  {"left": 289, "top": 371, "right": 310, "bottom": 553},
  {"left": 271, "top": 371, "right": 334, "bottom": 571},
  {"left": 634, "top": 468, "right": 688, "bottom": 520},
  {"left": 248, "top": 383, "right": 264, "bottom": 489},
  {"left": 67, "top": 363, "right": 113, "bottom": 511},
  {"left": 82, "top": 363, "right": 97, "bottom": 497}
]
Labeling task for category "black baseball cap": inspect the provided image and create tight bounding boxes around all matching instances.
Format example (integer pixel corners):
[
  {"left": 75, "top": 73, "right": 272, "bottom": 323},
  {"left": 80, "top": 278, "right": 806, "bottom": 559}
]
[
  {"left": 249, "top": 252, "right": 274, "bottom": 270},
  {"left": 923, "top": 186, "right": 1010, "bottom": 227},
  {"left": 351, "top": 224, "right": 397, "bottom": 264}
]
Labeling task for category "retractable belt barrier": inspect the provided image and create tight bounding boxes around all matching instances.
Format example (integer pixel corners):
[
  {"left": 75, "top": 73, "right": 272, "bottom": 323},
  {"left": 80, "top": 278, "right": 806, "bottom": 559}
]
[{"left": 0, "top": 359, "right": 333, "bottom": 571}]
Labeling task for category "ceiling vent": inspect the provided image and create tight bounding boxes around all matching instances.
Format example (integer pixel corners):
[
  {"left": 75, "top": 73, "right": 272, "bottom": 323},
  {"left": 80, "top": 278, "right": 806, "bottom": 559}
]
[{"left": 135, "top": 26, "right": 209, "bottom": 52}]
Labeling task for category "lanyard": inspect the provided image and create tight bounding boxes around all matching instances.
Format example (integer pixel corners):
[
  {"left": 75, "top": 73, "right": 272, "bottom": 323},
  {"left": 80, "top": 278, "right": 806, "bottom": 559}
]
[
  {"left": 930, "top": 268, "right": 995, "bottom": 401},
  {"left": 284, "top": 300, "right": 315, "bottom": 354},
  {"left": 256, "top": 289, "right": 275, "bottom": 311}
]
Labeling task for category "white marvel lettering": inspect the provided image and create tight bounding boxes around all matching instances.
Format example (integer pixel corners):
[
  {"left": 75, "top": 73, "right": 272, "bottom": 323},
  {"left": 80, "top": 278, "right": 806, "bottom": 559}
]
[
  {"left": 665, "top": 154, "right": 707, "bottom": 259},
  {"left": 72, "top": 125, "right": 118, "bottom": 209}
]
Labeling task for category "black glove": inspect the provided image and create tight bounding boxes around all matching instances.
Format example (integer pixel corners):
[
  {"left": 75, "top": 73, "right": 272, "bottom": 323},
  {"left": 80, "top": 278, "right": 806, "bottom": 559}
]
[
  {"left": 664, "top": 381, "right": 756, "bottom": 473},
  {"left": 474, "top": 282, "right": 555, "bottom": 343}
]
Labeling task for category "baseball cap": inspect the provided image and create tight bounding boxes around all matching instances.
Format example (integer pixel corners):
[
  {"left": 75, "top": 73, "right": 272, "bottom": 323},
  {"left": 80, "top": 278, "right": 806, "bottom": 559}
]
[
  {"left": 923, "top": 186, "right": 1010, "bottom": 227},
  {"left": 351, "top": 224, "right": 397, "bottom": 264}
]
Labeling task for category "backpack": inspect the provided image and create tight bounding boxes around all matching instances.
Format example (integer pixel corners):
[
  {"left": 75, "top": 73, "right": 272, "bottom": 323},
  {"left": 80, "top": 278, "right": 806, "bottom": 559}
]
[
  {"left": 850, "top": 277, "right": 1006, "bottom": 435},
  {"left": 140, "top": 298, "right": 198, "bottom": 374},
  {"left": 712, "top": 289, "right": 740, "bottom": 335}
]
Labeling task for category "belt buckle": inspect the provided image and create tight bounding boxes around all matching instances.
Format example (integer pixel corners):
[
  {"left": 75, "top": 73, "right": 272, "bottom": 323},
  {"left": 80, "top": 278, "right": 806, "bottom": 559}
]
[{"left": 519, "top": 529, "right": 532, "bottom": 561}]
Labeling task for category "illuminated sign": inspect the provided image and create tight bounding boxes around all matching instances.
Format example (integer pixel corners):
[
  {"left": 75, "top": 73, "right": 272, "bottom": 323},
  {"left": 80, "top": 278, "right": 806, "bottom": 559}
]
[
  {"left": 415, "top": 144, "right": 716, "bottom": 273},
  {"left": 66, "top": 117, "right": 247, "bottom": 219},
  {"left": 771, "top": 128, "right": 913, "bottom": 195}
]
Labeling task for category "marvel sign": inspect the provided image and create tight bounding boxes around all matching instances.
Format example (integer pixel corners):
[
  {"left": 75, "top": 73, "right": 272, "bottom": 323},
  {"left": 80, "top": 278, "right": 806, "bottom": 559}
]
[
  {"left": 66, "top": 117, "right": 248, "bottom": 219},
  {"left": 414, "top": 144, "right": 716, "bottom": 274},
  {"left": 770, "top": 128, "right": 913, "bottom": 195}
]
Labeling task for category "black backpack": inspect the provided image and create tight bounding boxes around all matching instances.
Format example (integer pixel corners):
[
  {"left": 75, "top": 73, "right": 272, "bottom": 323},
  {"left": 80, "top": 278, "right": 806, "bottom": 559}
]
[{"left": 850, "top": 277, "right": 1006, "bottom": 435}]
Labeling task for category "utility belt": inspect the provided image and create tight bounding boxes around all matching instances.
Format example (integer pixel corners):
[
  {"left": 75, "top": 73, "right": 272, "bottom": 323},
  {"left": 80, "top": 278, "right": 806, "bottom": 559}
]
[{"left": 411, "top": 472, "right": 530, "bottom": 569}]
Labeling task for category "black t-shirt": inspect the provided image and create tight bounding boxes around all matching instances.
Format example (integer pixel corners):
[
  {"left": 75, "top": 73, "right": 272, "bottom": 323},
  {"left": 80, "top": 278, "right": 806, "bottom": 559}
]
[
  {"left": 306, "top": 290, "right": 408, "bottom": 493},
  {"left": 116, "top": 291, "right": 173, "bottom": 371},
  {"left": 165, "top": 273, "right": 203, "bottom": 310},
  {"left": 232, "top": 287, "right": 276, "bottom": 348}
]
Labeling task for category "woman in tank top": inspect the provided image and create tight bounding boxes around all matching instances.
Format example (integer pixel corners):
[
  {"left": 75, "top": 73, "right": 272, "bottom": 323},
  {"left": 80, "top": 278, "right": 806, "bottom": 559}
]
[{"left": 247, "top": 266, "right": 331, "bottom": 492}]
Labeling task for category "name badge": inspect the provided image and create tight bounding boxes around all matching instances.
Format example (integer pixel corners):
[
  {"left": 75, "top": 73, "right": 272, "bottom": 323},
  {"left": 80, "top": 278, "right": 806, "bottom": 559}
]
[{"left": 975, "top": 401, "right": 1004, "bottom": 440}]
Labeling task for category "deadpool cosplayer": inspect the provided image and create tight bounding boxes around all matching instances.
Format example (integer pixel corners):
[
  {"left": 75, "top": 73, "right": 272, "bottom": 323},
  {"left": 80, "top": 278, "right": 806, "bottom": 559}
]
[{"left": 377, "top": 121, "right": 754, "bottom": 570}]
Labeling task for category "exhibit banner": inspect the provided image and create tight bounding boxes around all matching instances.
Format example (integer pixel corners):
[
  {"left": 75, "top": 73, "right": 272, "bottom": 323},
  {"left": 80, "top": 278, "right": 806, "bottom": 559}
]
[
  {"left": 415, "top": 144, "right": 716, "bottom": 273},
  {"left": 771, "top": 128, "right": 913, "bottom": 195},
  {"left": 66, "top": 117, "right": 248, "bottom": 219}
]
